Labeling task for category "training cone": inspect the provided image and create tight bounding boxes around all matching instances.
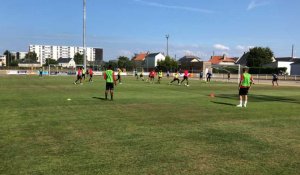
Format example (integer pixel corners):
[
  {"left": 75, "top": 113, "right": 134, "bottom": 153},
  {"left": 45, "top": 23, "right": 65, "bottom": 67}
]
[{"left": 209, "top": 93, "right": 215, "bottom": 98}]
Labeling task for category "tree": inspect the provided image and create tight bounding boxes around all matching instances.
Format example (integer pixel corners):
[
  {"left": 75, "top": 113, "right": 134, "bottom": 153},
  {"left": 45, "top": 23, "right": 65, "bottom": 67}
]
[
  {"left": 3, "top": 50, "right": 15, "bottom": 66},
  {"left": 25, "top": 52, "right": 38, "bottom": 62},
  {"left": 74, "top": 52, "right": 84, "bottom": 65},
  {"left": 9, "top": 60, "right": 19, "bottom": 67},
  {"left": 246, "top": 47, "right": 274, "bottom": 67},
  {"left": 157, "top": 56, "right": 178, "bottom": 71},
  {"left": 117, "top": 56, "right": 132, "bottom": 70},
  {"left": 44, "top": 58, "right": 58, "bottom": 66},
  {"left": 104, "top": 61, "right": 118, "bottom": 70}
]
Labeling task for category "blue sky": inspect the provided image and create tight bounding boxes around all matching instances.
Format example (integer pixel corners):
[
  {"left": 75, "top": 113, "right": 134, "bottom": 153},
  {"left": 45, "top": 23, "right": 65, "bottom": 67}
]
[{"left": 1, "top": 0, "right": 299, "bottom": 60}]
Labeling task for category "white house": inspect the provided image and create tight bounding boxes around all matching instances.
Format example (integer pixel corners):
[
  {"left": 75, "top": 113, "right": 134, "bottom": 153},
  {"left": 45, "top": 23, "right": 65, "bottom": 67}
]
[
  {"left": 0, "top": 55, "right": 6, "bottom": 66},
  {"left": 144, "top": 53, "right": 165, "bottom": 70},
  {"left": 275, "top": 57, "right": 295, "bottom": 75},
  {"left": 57, "top": 58, "right": 76, "bottom": 68}
]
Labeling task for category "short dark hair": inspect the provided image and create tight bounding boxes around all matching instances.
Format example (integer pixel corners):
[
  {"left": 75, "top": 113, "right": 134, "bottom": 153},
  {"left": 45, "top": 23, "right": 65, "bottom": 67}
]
[{"left": 108, "top": 65, "right": 112, "bottom": 69}]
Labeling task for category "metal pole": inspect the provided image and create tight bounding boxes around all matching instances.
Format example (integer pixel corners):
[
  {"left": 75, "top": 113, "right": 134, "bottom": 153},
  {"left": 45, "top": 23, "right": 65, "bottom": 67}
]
[
  {"left": 83, "top": 0, "right": 87, "bottom": 71},
  {"left": 166, "top": 34, "right": 169, "bottom": 56}
]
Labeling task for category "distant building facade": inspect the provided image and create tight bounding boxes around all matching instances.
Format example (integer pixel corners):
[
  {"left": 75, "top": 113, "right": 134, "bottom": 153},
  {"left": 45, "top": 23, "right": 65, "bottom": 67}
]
[
  {"left": 132, "top": 52, "right": 148, "bottom": 68},
  {"left": 178, "top": 55, "right": 202, "bottom": 71},
  {"left": 29, "top": 45, "right": 103, "bottom": 66},
  {"left": 291, "top": 59, "right": 300, "bottom": 75},
  {"left": 143, "top": 53, "right": 165, "bottom": 70},
  {"left": 0, "top": 55, "right": 6, "bottom": 66},
  {"left": 209, "top": 55, "right": 238, "bottom": 65},
  {"left": 11, "top": 52, "right": 27, "bottom": 60},
  {"left": 57, "top": 58, "right": 76, "bottom": 68}
]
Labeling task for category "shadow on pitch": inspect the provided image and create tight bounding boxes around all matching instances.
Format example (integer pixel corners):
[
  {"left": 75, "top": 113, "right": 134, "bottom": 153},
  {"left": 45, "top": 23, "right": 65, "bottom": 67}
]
[
  {"left": 211, "top": 101, "right": 236, "bottom": 106},
  {"left": 92, "top": 97, "right": 107, "bottom": 100},
  {"left": 216, "top": 94, "right": 300, "bottom": 104}
]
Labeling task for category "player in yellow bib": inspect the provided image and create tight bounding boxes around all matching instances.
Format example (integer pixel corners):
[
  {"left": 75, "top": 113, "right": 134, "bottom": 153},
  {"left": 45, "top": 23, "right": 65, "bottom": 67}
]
[
  {"left": 169, "top": 70, "right": 180, "bottom": 85},
  {"left": 157, "top": 70, "right": 163, "bottom": 84},
  {"left": 237, "top": 67, "right": 254, "bottom": 107},
  {"left": 116, "top": 68, "right": 122, "bottom": 84},
  {"left": 104, "top": 65, "right": 117, "bottom": 100}
]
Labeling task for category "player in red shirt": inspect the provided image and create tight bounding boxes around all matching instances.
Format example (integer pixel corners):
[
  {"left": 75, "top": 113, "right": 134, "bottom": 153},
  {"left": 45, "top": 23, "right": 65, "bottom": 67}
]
[
  {"left": 88, "top": 67, "right": 93, "bottom": 82},
  {"left": 180, "top": 70, "right": 190, "bottom": 86},
  {"left": 149, "top": 70, "right": 155, "bottom": 84},
  {"left": 74, "top": 67, "right": 83, "bottom": 84}
]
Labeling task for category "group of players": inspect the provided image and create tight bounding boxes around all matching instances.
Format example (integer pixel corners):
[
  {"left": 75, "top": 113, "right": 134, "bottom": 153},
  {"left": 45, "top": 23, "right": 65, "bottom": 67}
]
[
  {"left": 74, "top": 67, "right": 94, "bottom": 85},
  {"left": 73, "top": 65, "right": 278, "bottom": 108},
  {"left": 133, "top": 69, "right": 190, "bottom": 86}
]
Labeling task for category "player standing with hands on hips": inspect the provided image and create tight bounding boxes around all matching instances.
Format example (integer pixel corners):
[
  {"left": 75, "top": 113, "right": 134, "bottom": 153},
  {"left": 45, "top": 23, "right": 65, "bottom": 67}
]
[
  {"left": 104, "top": 65, "right": 117, "bottom": 100},
  {"left": 237, "top": 67, "right": 254, "bottom": 108}
]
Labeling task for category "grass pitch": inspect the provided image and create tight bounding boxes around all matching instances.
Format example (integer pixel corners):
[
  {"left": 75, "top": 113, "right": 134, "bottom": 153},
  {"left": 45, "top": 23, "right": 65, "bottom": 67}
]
[{"left": 0, "top": 75, "right": 299, "bottom": 175}]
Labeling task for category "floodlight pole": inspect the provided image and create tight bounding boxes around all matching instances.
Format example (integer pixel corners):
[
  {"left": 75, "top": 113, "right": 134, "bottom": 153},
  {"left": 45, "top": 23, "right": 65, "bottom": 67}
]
[
  {"left": 166, "top": 34, "right": 169, "bottom": 56},
  {"left": 83, "top": 0, "right": 87, "bottom": 71}
]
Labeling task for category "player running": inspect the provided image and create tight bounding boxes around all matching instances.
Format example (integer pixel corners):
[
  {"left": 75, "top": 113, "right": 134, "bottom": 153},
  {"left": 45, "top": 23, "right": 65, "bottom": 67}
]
[
  {"left": 104, "top": 65, "right": 117, "bottom": 100},
  {"left": 82, "top": 68, "right": 86, "bottom": 80},
  {"left": 88, "top": 67, "right": 93, "bottom": 82},
  {"left": 116, "top": 68, "right": 122, "bottom": 84},
  {"left": 237, "top": 67, "right": 254, "bottom": 108},
  {"left": 157, "top": 70, "right": 163, "bottom": 84},
  {"left": 169, "top": 70, "right": 180, "bottom": 85},
  {"left": 140, "top": 70, "right": 144, "bottom": 81},
  {"left": 272, "top": 73, "right": 279, "bottom": 86},
  {"left": 149, "top": 70, "right": 155, "bottom": 83},
  {"left": 74, "top": 67, "right": 83, "bottom": 84},
  {"left": 180, "top": 70, "right": 189, "bottom": 86}
]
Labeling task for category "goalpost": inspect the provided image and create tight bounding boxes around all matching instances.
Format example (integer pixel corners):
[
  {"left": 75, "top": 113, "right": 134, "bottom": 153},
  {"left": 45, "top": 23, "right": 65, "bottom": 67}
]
[
  {"left": 48, "top": 64, "right": 77, "bottom": 76},
  {"left": 48, "top": 64, "right": 59, "bottom": 76},
  {"left": 211, "top": 64, "right": 242, "bottom": 84}
]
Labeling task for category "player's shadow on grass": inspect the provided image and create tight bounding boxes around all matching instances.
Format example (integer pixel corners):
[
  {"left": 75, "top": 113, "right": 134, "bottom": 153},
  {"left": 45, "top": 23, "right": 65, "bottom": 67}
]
[
  {"left": 92, "top": 97, "right": 107, "bottom": 100},
  {"left": 217, "top": 94, "right": 300, "bottom": 104},
  {"left": 211, "top": 101, "right": 236, "bottom": 106}
]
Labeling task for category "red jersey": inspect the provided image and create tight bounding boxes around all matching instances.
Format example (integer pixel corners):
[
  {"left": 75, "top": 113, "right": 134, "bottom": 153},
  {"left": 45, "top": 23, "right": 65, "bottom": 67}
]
[
  {"left": 150, "top": 71, "right": 155, "bottom": 77},
  {"left": 77, "top": 69, "right": 82, "bottom": 76},
  {"left": 89, "top": 68, "right": 93, "bottom": 75},
  {"left": 184, "top": 70, "right": 189, "bottom": 77}
]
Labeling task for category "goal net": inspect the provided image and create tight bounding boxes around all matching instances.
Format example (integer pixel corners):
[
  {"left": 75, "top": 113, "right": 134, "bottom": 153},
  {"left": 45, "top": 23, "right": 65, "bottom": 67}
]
[{"left": 211, "top": 64, "right": 244, "bottom": 84}]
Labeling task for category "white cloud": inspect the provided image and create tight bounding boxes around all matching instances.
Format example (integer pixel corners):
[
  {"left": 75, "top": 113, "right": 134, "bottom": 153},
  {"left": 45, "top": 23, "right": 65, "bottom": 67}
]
[
  {"left": 236, "top": 45, "right": 246, "bottom": 50},
  {"left": 247, "top": 0, "right": 270, "bottom": 11},
  {"left": 134, "top": 0, "right": 214, "bottom": 13},
  {"left": 213, "top": 44, "right": 230, "bottom": 51},
  {"left": 236, "top": 45, "right": 254, "bottom": 51}
]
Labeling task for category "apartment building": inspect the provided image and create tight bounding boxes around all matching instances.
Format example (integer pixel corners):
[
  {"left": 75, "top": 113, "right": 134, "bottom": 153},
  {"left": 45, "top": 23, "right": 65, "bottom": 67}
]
[{"left": 29, "top": 45, "right": 103, "bottom": 66}]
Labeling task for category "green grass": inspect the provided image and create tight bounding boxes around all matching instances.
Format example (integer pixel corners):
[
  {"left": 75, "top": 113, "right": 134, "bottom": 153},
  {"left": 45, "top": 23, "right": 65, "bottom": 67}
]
[{"left": 0, "top": 75, "right": 299, "bottom": 175}]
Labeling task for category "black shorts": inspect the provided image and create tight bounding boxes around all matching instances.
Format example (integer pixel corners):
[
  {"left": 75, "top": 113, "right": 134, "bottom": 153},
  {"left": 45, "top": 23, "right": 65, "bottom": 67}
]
[
  {"left": 106, "top": 82, "right": 114, "bottom": 90},
  {"left": 90, "top": 74, "right": 93, "bottom": 78},
  {"left": 183, "top": 76, "right": 188, "bottom": 80},
  {"left": 173, "top": 78, "right": 179, "bottom": 81},
  {"left": 77, "top": 75, "right": 82, "bottom": 79},
  {"left": 239, "top": 87, "right": 249, "bottom": 96},
  {"left": 273, "top": 78, "right": 278, "bottom": 81}
]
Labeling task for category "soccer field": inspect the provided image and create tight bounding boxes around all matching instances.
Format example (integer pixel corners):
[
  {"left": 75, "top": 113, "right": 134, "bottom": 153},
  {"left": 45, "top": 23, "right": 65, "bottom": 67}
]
[{"left": 0, "top": 75, "right": 299, "bottom": 175}]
